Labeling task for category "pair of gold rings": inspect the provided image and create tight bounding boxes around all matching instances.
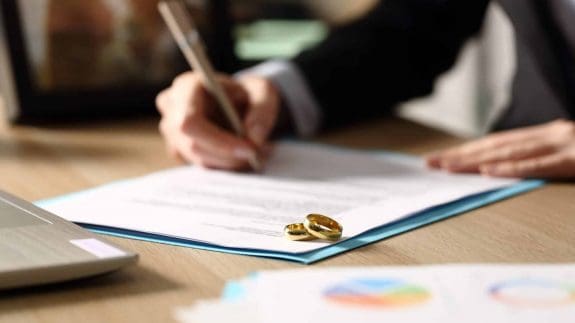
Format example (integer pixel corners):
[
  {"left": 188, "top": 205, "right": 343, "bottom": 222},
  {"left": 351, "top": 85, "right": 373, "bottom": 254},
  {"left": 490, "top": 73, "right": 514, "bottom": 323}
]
[{"left": 284, "top": 214, "right": 343, "bottom": 242}]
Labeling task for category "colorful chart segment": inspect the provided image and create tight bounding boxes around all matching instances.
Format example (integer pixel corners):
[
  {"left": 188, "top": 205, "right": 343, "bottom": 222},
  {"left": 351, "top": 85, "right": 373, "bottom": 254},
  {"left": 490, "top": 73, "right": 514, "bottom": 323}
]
[
  {"left": 323, "top": 278, "right": 431, "bottom": 308},
  {"left": 490, "top": 278, "right": 575, "bottom": 307}
]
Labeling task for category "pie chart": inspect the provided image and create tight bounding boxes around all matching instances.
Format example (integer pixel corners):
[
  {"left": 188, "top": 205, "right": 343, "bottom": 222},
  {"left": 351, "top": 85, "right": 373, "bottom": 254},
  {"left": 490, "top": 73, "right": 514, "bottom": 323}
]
[
  {"left": 323, "top": 278, "right": 431, "bottom": 308},
  {"left": 490, "top": 278, "right": 575, "bottom": 307}
]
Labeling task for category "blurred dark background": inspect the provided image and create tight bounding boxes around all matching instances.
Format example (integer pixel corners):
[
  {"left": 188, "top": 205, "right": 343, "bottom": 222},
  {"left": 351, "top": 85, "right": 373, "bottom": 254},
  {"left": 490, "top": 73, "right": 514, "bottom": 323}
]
[{"left": 0, "top": 0, "right": 376, "bottom": 123}]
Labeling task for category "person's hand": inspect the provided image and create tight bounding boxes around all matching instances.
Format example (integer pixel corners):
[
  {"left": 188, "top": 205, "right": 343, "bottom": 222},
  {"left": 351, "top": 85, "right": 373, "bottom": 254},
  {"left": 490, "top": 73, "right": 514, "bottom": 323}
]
[
  {"left": 426, "top": 119, "right": 575, "bottom": 179},
  {"left": 156, "top": 72, "right": 280, "bottom": 170}
]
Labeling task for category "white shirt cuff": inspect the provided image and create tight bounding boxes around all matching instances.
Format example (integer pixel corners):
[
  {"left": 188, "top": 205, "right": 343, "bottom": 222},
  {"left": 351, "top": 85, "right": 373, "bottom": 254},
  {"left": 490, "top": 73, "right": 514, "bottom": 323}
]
[{"left": 236, "top": 60, "right": 322, "bottom": 137}]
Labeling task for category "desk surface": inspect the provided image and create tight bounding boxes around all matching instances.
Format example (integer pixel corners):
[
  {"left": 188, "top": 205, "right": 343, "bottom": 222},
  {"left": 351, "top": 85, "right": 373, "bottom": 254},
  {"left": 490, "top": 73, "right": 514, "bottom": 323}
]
[{"left": 1, "top": 112, "right": 574, "bottom": 323}]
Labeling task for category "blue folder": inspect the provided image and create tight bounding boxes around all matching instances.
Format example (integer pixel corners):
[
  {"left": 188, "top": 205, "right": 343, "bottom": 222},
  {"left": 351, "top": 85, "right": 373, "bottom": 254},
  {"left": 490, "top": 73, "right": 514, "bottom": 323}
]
[{"left": 36, "top": 150, "right": 544, "bottom": 265}]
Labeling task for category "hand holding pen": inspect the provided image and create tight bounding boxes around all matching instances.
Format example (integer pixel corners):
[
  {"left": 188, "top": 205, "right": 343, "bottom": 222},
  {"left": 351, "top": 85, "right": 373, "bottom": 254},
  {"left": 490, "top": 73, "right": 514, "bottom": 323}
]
[{"left": 157, "top": 1, "right": 280, "bottom": 171}]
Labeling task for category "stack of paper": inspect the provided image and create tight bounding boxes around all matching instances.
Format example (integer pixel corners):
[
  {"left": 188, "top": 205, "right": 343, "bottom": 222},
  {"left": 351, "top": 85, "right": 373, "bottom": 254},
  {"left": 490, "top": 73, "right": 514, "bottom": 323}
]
[
  {"left": 175, "top": 264, "right": 575, "bottom": 323},
  {"left": 38, "top": 142, "right": 542, "bottom": 263}
]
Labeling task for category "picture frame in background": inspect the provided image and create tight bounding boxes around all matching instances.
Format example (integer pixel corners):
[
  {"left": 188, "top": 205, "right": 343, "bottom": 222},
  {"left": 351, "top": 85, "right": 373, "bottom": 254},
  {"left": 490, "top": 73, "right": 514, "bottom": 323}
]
[{"left": 0, "top": 0, "right": 234, "bottom": 124}]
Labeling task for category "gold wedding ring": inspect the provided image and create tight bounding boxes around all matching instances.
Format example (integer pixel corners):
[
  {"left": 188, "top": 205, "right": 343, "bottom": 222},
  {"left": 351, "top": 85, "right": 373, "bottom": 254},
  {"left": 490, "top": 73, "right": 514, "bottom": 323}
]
[
  {"left": 284, "top": 223, "right": 317, "bottom": 241},
  {"left": 303, "top": 214, "right": 343, "bottom": 241}
]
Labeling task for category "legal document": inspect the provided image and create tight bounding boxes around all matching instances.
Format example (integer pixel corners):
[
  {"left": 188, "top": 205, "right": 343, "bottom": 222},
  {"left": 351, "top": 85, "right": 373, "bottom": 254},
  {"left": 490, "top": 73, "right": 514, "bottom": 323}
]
[{"left": 42, "top": 142, "right": 520, "bottom": 254}]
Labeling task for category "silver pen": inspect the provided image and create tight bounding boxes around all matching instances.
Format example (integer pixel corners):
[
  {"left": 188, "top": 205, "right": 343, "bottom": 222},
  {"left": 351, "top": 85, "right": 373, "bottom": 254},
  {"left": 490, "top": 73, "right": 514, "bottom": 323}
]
[{"left": 158, "top": 0, "right": 261, "bottom": 170}]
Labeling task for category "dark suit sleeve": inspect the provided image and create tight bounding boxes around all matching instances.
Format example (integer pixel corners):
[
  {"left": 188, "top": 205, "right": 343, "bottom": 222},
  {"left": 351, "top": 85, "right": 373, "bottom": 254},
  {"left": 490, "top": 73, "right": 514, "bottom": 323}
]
[{"left": 293, "top": 0, "right": 490, "bottom": 130}]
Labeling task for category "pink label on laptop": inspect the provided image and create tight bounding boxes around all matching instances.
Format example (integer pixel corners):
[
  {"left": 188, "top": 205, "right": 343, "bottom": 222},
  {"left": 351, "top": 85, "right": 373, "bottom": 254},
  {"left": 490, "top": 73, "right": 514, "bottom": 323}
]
[{"left": 70, "top": 238, "right": 126, "bottom": 258}]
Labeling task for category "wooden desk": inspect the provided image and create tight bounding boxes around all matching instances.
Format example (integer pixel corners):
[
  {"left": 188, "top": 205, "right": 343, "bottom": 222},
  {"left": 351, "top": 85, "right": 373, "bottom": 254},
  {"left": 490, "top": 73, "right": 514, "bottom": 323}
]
[{"left": 1, "top": 112, "right": 574, "bottom": 323}]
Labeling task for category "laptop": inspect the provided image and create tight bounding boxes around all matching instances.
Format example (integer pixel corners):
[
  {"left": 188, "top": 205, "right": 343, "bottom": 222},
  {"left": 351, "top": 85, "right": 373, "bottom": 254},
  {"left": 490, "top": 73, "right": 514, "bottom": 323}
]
[{"left": 0, "top": 190, "right": 138, "bottom": 290}]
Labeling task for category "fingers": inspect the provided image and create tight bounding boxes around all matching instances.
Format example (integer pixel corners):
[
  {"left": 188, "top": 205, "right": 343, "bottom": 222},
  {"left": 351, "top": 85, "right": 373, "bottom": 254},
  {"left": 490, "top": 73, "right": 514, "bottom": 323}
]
[
  {"left": 424, "top": 119, "right": 575, "bottom": 179},
  {"left": 436, "top": 140, "right": 557, "bottom": 173},
  {"left": 156, "top": 72, "right": 281, "bottom": 171},
  {"left": 155, "top": 89, "right": 171, "bottom": 114},
  {"left": 480, "top": 153, "right": 575, "bottom": 178},
  {"left": 168, "top": 72, "right": 248, "bottom": 119},
  {"left": 162, "top": 108, "right": 257, "bottom": 168},
  {"left": 178, "top": 139, "right": 251, "bottom": 170},
  {"left": 156, "top": 72, "right": 257, "bottom": 170},
  {"left": 185, "top": 117, "right": 258, "bottom": 162},
  {"left": 425, "top": 121, "right": 568, "bottom": 170}
]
